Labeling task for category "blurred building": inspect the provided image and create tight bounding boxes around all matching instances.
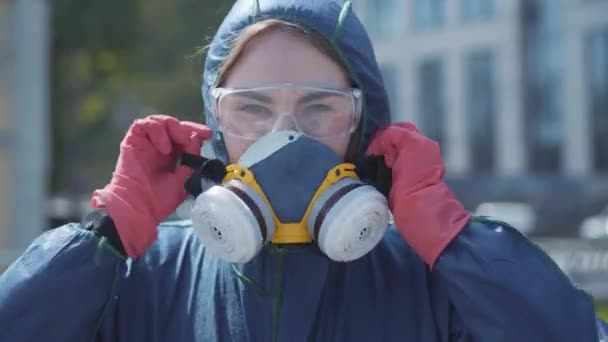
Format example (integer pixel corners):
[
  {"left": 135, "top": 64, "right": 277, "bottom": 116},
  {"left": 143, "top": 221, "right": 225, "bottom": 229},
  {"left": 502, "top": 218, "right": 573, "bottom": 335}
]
[
  {"left": 355, "top": 0, "right": 608, "bottom": 237},
  {"left": 0, "top": 0, "right": 51, "bottom": 271}
]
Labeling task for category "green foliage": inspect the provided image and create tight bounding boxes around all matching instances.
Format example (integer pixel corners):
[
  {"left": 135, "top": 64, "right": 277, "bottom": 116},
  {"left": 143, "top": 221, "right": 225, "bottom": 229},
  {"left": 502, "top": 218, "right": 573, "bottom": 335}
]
[
  {"left": 597, "top": 302, "right": 608, "bottom": 322},
  {"left": 51, "top": 0, "right": 231, "bottom": 194}
]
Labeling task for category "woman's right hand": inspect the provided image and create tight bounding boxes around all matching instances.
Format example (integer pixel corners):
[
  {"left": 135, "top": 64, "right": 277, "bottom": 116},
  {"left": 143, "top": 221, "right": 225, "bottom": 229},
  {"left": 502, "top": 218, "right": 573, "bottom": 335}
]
[{"left": 91, "top": 114, "right": 212, "bottom": 257}]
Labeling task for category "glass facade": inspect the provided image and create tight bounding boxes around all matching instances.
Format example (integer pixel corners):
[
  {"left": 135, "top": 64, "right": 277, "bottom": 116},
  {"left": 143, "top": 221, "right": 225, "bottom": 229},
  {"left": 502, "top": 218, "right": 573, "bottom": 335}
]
[
  {"left": 461, "top": 0, "right": 495, "bottom": 23},
  {"left": 413, "top": 0, "right": 446, "bottom": 30},
  {"left": 416, "top": 57, "right": 445, "bottom": 146},
  {"left": 522, "top": 0, "right": 565, "bottom": 172},
  {"left": 380, "top": 63, "right": 400, "bottom": 121},
  {"left": 367, "top": 0, "right": 401, "bottom": 37},
  {"left": 465, "top": 48, "right": 496, "bottom": 173},
  {"left": 0, "top": 0, "right": 14, "bottom": 265},
  {"left": 0, "top": 0, "right": 13, "bottom": 142},
  {"left": 585, "top": 27, "right": 608, "bottom": 171}
]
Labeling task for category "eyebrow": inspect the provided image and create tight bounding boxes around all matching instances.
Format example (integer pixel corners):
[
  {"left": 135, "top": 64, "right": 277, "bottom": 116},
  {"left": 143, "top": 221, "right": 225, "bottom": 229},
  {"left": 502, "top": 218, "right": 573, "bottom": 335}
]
[
  {"left": 232, "top": 91, "right": 273, "bottom": 103},
  {"left": 297, "top": 91, "right": 340, "bottom": 105},
  {"left": 231, "top": 89, "right": 341, "bottom": 104}
]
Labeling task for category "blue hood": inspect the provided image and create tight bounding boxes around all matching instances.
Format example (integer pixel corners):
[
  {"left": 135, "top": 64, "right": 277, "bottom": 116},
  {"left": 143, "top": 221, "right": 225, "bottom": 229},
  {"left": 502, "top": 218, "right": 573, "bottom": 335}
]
[{"left": 202, "top": 0, "right": 391, "bottom": 161}]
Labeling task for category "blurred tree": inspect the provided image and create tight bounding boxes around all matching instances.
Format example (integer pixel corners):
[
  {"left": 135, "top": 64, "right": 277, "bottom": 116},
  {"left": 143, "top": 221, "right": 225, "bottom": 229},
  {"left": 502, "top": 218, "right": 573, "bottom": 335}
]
[
  {"left": 597, "top": 302, "right": 608, "bottom": 321},
  {"left": 50, "top": 0, "right": 230, "bottom": 197}
]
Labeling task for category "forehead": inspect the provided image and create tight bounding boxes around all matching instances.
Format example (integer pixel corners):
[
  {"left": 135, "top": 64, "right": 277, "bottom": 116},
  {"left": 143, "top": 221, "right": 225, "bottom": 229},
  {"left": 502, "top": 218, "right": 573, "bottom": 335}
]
[
  {"left": 222, "top": 30, "right": 350, "bottom": 89},
  {"left": 218, "top": 86, "right": 353, "bottom": 106}
]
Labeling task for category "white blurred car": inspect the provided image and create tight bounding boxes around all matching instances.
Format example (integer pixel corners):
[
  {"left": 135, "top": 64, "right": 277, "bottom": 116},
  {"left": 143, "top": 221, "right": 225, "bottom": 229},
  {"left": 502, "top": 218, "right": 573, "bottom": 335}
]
[{"left": 579, "top": 206, "right": 608, "bottom": 240}]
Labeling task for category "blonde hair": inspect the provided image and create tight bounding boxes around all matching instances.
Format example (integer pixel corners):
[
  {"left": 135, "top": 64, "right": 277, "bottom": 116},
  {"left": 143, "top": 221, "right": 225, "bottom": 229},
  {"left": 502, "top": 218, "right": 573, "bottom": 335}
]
[{"left": 214, "top": 19, "right": 352, "bottom": 87}]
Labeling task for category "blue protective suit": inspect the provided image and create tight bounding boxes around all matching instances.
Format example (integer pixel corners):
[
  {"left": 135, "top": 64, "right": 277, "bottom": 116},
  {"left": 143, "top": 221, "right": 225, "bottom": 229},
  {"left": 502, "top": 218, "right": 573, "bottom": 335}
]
[{"left": 1, "top": 0, "right": 607, "bottom": 341}]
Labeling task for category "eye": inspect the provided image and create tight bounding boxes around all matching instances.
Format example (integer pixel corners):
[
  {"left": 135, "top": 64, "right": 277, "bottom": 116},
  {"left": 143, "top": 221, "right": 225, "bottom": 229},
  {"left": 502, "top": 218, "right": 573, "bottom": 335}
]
[
  {"left": 239, "top": 103, "right": 271, "bottom": 114},
  {"left": 303, "top": 103, "right": 333, "bottom": 115},
  {"left": 236, "top": 103, "right": 274, "bottom": 120}
]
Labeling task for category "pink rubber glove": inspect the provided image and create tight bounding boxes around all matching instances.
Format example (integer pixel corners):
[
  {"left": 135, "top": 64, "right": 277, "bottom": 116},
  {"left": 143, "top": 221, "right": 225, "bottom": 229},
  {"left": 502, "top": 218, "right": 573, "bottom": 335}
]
[
  {"left": 366, "top": 122, "right": 472, "bottom": 268},
  {"left": 91, "top": 115, "right": 212, "bottom": 257}
]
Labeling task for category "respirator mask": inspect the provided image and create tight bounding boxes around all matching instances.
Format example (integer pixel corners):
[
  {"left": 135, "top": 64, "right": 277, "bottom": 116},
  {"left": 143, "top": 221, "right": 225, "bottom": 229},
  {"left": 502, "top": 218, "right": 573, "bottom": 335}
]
[{"left": 182, "top": 131, "right": 391, "bottom": 263}]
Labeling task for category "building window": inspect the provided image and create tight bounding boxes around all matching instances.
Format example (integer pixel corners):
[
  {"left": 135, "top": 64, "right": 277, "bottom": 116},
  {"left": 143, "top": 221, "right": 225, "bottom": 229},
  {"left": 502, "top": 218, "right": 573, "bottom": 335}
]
[
  {"left": 0, "top": 2, "right": 12, "bottom": 67},
  {"left": 380, "top": 64, "right": 400, "bottom": 121},
  {"left": 461, "top": 0, "right": 495, "bottom": 23},
  {"left": 522, "top": 0, "right": 565, "bottom": 172},
  {"left": 416, "top": 57, "right": 445, "bottom": 146},
  {"left": 413, "top": 0, "right": 446, "bottom": 30},
  {"left": 367, "top": 0, "right": 400, "bottom": 37},
  {"left": 0, "top": 4, "right": 11, "bottom": 144},
  {"left": 465, "top": 48, "right": 496, "bottom": 173},
  {"left": 0, "top": 82, "right": 9, "bottom": 135},
  {"left": 0, "top": 131, "right": 9, "bottom": 148},
  {"left": 585, "top": 27, "right": 608, "bottom": 172}
]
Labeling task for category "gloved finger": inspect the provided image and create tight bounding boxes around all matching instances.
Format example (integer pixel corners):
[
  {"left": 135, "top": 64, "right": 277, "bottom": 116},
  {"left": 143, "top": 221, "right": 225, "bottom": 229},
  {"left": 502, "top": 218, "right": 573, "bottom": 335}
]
[
  {"left": 147, "top": 114, "right": 175, "bottom": 122},
  {"left": 391, "top": 124, "right": 443, "bottom": 163},
  {"left": 123, "top": 120, "right": 158, "bottom": 152},
  {"left": 138, "top": 118, "right": 172, "bottom": 155},
  {"left": 369, "top": 123, "right": 428, "bottom": 151},
  {"left": 169, "top": 162, "right": 195, "bottom": 203},
  {"left": 365, "top": 122, "right": 426, "bottom": 167},
  {"left": 165, "top": 135, "right": 205, "bottom": 176},
  {"left": 149, "top": 115, "right": 192, "bottom": 147},
  {"left": 365, "top": 126, "right": 395, "bottom": 162},
  {"left": 393, "top": 123, "right": 440, "bottom": 155},
  {"left": 393, "top": 121, "right": 423, "bottom": 134},
  {"left": 152, "top": 116, "right": 211, "bottom": 147},
  {"left": 180, "top": 134, "right": 206, "bottom": 156},
  {"left": 179, "top": 121, "right": 212, "bottom": 141},
  {"left": 365, "top": 135, "right": 385, "bottom": 156}
]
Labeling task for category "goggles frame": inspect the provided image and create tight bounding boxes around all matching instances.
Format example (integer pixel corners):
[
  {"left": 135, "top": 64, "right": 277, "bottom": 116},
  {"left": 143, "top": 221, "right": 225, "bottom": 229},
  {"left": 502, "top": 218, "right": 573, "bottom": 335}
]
[{"left": 210, "top": 84, "right": 363, "bottom": 140}]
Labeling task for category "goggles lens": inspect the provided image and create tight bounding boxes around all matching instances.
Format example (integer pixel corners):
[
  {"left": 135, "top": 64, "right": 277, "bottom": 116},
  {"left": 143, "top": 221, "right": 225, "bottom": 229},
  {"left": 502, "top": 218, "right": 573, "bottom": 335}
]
[{"left": 212, "top": 85, "right": 362, "bottom": 140}]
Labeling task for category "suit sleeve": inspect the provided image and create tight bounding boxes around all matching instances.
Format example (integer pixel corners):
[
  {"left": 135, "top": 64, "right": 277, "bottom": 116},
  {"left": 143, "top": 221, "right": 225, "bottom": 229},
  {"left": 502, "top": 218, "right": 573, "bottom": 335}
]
[
  {"left": 433, "top": 217, "right": 607, "bottom": 342},
  {"left": 0, "top": 223, "right": 127, "bottom": 342}
]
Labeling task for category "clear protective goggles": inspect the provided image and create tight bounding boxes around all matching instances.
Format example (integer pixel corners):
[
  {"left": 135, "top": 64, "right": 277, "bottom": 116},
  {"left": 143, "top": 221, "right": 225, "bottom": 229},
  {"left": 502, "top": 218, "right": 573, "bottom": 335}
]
[{"left": 210, "top": 84, "right": 362, "bottom": 140}]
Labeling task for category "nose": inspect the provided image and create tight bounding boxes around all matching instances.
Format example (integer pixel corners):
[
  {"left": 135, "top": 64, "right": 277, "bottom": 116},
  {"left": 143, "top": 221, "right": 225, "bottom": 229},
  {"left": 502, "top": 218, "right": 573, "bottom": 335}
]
[{"left": 271, "top": 113, "right": 297, "bottom": 132}]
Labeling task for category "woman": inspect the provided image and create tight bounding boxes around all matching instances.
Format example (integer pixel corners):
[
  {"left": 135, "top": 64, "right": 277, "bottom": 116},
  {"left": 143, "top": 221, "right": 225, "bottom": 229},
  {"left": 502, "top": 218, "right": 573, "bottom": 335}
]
[{"left": 0, "top": 0, "right": 606, "bottom": 341}]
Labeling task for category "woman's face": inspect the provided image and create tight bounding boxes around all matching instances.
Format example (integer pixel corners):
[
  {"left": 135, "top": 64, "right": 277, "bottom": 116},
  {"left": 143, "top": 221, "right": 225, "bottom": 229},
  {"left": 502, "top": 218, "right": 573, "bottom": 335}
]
[{"left": 220, "top": 29, "right": 353, "bottom": 163}]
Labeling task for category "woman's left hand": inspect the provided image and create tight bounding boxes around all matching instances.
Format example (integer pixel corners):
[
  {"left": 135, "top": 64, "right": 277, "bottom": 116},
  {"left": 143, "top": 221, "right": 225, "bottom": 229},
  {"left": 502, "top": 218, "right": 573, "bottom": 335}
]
[{"left": 366, "top": 122, "right": 471, "bottom": 267}]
